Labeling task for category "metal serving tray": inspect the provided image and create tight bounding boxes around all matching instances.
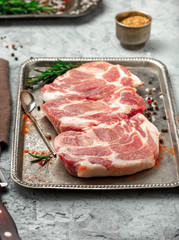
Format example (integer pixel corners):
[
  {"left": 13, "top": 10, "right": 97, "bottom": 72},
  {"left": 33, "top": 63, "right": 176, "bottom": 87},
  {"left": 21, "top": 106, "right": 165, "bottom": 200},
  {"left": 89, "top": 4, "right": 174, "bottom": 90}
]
[
  {"left": 0, "top": 0, "right": 102, "bottom": 19},
  {"left": 11, "top": 57, "right": 179, "bottom": 189}
]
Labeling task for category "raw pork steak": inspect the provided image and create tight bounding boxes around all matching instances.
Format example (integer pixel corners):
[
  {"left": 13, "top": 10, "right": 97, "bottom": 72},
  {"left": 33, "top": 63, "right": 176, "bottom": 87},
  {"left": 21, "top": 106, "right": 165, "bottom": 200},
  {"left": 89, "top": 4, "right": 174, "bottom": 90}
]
[
  {"left": 41, "top": 87, "right": 146, "bottom": 133},
  {"left": 41, "top": 61, "right": 143, "bottom": 102},
  {"left": 53, "top": 113, "right": 159, "bottom": 178}
]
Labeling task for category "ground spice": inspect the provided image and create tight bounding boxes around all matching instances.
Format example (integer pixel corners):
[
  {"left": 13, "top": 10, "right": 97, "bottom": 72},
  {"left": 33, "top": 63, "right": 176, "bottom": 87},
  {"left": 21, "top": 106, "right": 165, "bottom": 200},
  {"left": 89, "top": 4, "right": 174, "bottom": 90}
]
[
  {"left": 35, "top": 176, "right": 46, "bottom": 183},
  {"left": 25, "top": 177, "right": 33, "bottom": 182},
  {"left": 24, "top": 114, "right": 30, "bottom": 134},
  {"left": 156, "top": 144, "right": 175, "bottom": 167},
  {"left": 23, "top": 113, "right": 35, "bottom": 134},
  {"left": 120, "top": 15, "right": 150, "bottom": 27},
  {"left": 156, "top": 144, "right": 164, "bottom": 167},
  {"left": 24, "top": 129, "right": 28, "bottom": 134}
]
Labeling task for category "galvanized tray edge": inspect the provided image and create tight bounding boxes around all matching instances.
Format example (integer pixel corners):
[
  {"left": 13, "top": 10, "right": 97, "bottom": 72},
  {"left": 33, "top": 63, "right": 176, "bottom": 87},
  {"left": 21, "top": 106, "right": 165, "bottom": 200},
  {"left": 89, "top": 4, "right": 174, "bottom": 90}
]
[
  {"left": 11, "top": 57, "right": 179, "bottom": 190},
  {"left": 0, "top": 0, "right": 102, "bottom": 19}
]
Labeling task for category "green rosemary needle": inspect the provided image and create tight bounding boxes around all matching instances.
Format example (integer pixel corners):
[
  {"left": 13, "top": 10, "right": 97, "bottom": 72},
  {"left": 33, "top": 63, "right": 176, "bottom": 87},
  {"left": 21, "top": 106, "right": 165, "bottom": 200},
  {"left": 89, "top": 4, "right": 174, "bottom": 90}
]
[
  {"left": 28, "top": 152, "right": 52, "bottom": 166},
  {"left": 25, "top": 60, "right": 82, "bottom": 87}
]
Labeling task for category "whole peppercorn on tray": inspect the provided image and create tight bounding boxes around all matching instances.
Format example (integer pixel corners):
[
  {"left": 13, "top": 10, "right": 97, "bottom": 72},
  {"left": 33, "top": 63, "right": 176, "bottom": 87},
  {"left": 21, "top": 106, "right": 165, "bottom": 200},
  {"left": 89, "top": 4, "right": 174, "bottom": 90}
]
[{"left": 11, "top": 57, "right": 179, "bottom": 189}]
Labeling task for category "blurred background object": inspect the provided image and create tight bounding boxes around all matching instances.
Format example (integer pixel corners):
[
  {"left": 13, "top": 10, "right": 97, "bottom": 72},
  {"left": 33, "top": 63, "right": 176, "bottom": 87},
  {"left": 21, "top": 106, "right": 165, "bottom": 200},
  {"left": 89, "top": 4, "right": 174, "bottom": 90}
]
[{"left": 115, "top": 11, "right": 152, "bottom": 50}]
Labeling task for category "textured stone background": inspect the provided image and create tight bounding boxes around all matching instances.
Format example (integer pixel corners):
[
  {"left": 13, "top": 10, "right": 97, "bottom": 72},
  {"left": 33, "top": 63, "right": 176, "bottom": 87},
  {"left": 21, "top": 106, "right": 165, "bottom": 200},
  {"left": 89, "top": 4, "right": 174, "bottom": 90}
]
[{"left": 0, "top": 0, "right": 179, "bottom": 239}]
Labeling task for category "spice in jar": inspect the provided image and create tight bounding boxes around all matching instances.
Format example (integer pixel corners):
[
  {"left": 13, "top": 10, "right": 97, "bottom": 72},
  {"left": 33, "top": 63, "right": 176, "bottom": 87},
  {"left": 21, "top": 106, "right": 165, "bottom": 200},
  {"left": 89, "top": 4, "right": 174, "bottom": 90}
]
[{"left": 120, "top": 15, "right": 150, "bottom": 27}]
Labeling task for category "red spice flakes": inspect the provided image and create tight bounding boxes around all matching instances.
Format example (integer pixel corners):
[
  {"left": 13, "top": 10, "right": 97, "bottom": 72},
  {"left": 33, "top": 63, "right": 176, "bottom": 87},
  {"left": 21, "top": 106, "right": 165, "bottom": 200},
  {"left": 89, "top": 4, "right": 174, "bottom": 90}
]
[
  {"left": 24, "top": 150, "right": 29, "bottom": 154},
  {"left": 31, "top": 151, "right": 49, "bottom": 156},
  {"left": 35, "top": 176, "right": 46, "bottom": 183},
  {"left": 155, "top": 156, "right": 163, "bottom": 167},
  {"left": 25, "top": 177, "right": 33, "bottom": 182},
  {"left": 24, "top": 122, "right": 30, "bottom": 134},
  {"left": 24, "top": 113, "right": 29, "bottom": 122},
  {"left": 147, "top": 99, "right": 152, "bottom": 104},
  {"left": 24, "top": 129, "right": 28, "bottom": 134},
  {"left": 30, "top": 150, "right": 51, "bottom": 167},
  {"left": 156, "top": 144, "right": 175, "bottom": 167},
  {"left": 162, "top": 145, "right": 175, "bottom": 155},
  {"left": 23, "top": 113, "right": 35, "bottom": 134},
  {"left": 38, "top": 160, "right": 43, "bottom": 166}
]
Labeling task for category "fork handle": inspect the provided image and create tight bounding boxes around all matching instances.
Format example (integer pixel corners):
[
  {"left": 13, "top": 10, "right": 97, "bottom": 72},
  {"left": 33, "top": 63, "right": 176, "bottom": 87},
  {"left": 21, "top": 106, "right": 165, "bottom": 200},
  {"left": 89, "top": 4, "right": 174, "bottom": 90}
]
[{"left": 0, "top": 201, "right": 21, "bottom": 240}]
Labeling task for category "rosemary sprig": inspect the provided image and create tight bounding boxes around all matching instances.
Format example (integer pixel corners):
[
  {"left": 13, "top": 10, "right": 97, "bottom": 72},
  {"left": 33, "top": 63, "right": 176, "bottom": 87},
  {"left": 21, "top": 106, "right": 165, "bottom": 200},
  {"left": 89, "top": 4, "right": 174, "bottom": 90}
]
[
  {"left": 28, "top": 152, "right": 52, "bottom": 166},
  {"left": 25, "top": 60, "right": 82, "bottom": 86},
  {"left": 0, "top": 0, "right": 54, "bottom": 15}
]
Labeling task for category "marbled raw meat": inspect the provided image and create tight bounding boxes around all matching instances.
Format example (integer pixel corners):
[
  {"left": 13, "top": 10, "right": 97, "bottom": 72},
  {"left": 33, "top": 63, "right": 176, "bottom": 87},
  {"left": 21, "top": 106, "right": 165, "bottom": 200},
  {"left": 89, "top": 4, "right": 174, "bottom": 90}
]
[
  {"left": 41, "top": 61, "right": 143, "bottom": 102},
  {"left": 53, "top": 113, "right": 159, "bottom": 178},
  {"left": 41, "top": 87, "right": 146, "bottom": 133}
]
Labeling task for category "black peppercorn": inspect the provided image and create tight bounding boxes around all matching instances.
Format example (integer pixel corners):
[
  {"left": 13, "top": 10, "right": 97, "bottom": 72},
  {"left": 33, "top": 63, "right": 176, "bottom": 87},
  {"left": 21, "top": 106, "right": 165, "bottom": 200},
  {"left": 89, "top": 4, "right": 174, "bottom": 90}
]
[
  {"left": 147, "top": 105, "right": 153, "bottom": 111},
  {"left": 159, "top": 138, "right": 164, "bottom": 144},
  {"left": 161, "top": 128, "right": 168, "bottom": 133}
]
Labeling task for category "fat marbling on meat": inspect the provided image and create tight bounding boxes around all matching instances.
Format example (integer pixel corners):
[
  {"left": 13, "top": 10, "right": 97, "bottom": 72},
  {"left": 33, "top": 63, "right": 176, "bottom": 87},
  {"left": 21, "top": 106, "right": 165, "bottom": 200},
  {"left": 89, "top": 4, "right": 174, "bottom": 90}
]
[
  {"left": 41, "top": 61, "right": 143, "bottom": 102},
  {"left": 41, "top": 87, "right": 146, "bottom": 133},
  {"left": 53, "top": 113, "right": 159, "bottom": 178},
  {"left": 40, "top": 61, "right": 159, "bottom": 178}
]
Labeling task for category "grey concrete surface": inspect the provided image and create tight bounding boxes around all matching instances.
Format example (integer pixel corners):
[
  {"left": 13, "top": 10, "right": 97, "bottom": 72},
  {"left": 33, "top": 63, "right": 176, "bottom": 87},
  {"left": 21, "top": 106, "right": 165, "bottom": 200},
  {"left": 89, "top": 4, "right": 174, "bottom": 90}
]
[{"left": 0, "top": 0, "right": 179, "bottom": 239}]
